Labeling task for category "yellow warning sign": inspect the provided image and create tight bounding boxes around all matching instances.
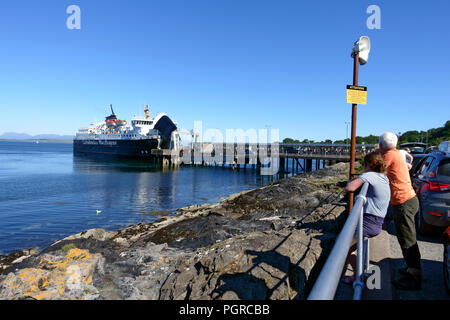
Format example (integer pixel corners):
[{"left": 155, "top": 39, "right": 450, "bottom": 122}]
[{"left": 346, "top": 85, "right": 367, "bottom": 105}]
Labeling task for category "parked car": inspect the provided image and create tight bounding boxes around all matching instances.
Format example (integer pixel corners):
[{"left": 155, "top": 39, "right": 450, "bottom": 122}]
[
  {"left": 400, "top": 142, "right": 428, "bottom": 155},
  {"left": 410, "top": 143, "right": 450, "bottom": 235},
  {"left": 443, "top": 226, "right": 450, "bottom": 293},
  {"left": 426, "top": 146, "right": 439, "bottom": 154}
]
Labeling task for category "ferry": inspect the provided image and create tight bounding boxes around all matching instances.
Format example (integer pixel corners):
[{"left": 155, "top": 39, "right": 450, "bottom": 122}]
[{"left": 73, "top": 105, "right": 180, "bottom": 158}]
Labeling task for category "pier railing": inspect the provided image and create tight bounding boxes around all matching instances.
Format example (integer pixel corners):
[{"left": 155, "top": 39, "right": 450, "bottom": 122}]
[{"left": 307, "top": 182, "right": 370, "bottom": 300}]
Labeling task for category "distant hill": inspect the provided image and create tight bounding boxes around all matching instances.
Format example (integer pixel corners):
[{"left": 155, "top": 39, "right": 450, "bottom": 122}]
[
  {"left": 0, "top": 132, "right": 33, "bottom": 140},
  {"left": 0, "top": 132, "right": 74, "bottom": 140}
]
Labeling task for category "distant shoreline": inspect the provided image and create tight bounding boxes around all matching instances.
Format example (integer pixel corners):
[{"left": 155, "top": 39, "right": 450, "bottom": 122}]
[{"left": 0, "top": 139, "right": 73, "bottom": 144}]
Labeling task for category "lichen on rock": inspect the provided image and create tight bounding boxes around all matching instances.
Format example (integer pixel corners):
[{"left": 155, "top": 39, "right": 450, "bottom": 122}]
[{"left": 0, "top": 248, "right": 104, "bottom": 300}]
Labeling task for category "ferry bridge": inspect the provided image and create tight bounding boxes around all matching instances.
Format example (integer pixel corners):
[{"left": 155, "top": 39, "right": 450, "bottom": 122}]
[{"left": 153, "top": 143, "right": 375, "bottom": 174}]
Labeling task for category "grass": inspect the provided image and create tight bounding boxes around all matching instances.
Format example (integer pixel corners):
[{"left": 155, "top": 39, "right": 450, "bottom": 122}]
[{"left": 61, "top": 244, "right": 77, "bottom": 253}]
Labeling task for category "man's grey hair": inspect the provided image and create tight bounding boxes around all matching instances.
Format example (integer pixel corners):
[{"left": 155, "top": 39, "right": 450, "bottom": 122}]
[{"left": 379, "top": 132, "right": 398, "bottom": 150}]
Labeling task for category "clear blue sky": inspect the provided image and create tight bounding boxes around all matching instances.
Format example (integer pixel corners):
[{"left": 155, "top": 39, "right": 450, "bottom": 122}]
[{"left": 1, "top": 0, "right": 449, "bottom": 141}]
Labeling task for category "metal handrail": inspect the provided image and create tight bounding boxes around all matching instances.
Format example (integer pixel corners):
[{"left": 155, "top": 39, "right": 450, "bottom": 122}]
[{"left": 307, "top": 182, "right": 369, "bottom": 300}]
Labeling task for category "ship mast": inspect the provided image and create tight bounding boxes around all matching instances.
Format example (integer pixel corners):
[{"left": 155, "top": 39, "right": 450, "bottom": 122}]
[
  {"left": 105, "top": 104, "right": 117, "bottom": 121},
  {"left": 144, "top": 105, "right": 150, "bottom": 120}
]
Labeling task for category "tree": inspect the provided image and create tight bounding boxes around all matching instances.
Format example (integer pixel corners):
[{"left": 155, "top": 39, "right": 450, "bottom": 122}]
[
  {"left": 282, "top": 138, "right": 301, "bottom": 144},
  {"left": 282, "top": 121, "right": 450, "bottom": 146}
]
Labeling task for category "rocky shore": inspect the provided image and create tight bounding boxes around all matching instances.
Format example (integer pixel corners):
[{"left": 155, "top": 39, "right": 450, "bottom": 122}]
[{"left": 0, "top": 163, "right": 351, "bottom": 300}]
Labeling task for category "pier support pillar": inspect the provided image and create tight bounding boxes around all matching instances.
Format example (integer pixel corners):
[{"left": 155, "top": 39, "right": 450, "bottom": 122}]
[{"left": 306, "top": 159, "right": 312, "bottom": 172}]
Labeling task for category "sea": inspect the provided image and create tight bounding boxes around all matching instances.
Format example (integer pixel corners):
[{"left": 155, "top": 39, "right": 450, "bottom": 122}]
[{"left": 0, "top": 140, "right": 312, "bottom": 255}]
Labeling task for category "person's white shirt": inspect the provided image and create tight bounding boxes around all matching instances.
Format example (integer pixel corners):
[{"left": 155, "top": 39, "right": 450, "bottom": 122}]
[{"left": 399, "top": 149, "right": 413, "bottom": 164}]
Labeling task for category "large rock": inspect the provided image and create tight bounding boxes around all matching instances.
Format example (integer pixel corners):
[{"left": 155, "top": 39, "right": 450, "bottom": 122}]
[
  {"left": 0, "top": 248, "right": 104, "bottom": 300},
  {"left": 157, "top": 202, "right": 346, "bottom": 300}
]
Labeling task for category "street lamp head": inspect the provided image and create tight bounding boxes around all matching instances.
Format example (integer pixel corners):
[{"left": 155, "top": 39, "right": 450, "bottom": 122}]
[{"left": 351, "top": 36, "right": 371, "bottom": 65}]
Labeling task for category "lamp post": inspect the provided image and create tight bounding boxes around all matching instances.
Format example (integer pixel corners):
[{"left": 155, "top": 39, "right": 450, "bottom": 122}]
[{"left": 348, "top": 36, "right": 371, "bottom": 213}]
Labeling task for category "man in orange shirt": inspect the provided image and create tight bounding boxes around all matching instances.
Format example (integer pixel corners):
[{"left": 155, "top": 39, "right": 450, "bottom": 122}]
[{"left": 379, "top": 132, "right": 421, "bottom": 290}]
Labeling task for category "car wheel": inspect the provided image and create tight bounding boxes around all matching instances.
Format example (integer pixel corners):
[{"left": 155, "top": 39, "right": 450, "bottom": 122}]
[
  {"left": 417, "top": 203, "right": 434, "bottom": 236},
  {"left": 444, "top": 244, "right": 450, "bottom": 294}
]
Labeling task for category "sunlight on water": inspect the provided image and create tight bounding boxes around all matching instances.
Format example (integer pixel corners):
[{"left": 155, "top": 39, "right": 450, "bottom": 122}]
[{"left": 0, "top": 141, "right": 280, "bottom": 255}]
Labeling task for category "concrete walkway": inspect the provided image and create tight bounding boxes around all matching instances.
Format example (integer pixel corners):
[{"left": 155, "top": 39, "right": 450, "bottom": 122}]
[
  {"left": 335, "top": 218, "right": 449, "bottom": 300},
  {"left": 383, "top": 219, "right": 449, "bottom": 300}
]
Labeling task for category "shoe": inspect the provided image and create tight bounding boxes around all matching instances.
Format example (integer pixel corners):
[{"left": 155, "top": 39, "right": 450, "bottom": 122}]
[
  {"left": 392, "top": 272, "right": 422, "bottom": 290},
  {"left": 398, "top": 267, "right": 423, "bottom": 280}
]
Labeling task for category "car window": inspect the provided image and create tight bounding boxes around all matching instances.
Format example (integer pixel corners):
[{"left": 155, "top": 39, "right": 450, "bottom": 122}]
[
  {"left": 437, "top": 159, "right": 450, "bottom": 177},
  {"left": 416, "top": 157, "right": 428, "bottom": 175},
  {"left": 419, "top": 156, "right": 435, "bottom": 175},
  {"left": 411, "top": 147, "right": 425, "bottom": 154},
  {"left": 411, "top": 157, "right": 425, "bottom": 174}
]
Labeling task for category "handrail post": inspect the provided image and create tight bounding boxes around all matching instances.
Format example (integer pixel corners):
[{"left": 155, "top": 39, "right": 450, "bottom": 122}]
[
  {"left": 364, "top": 237, "right": 370, "bottom": 274},
  {"left": 353, "top": 193, "right": 367, "bottom": 300}
]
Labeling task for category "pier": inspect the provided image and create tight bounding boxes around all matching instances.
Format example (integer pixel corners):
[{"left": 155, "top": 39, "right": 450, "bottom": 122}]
[{"left": 152, "top": 142, "right": 374, "bottom": 174}]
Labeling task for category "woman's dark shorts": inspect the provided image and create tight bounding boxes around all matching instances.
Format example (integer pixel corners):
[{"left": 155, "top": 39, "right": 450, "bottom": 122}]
[{"left": 363, "top": 213, "right": 385, "bottom": 238}]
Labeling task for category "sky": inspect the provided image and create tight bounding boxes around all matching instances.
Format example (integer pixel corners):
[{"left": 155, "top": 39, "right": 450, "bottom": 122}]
[{"left": 0, "top": 0, "right": 449, "bottom": 141}]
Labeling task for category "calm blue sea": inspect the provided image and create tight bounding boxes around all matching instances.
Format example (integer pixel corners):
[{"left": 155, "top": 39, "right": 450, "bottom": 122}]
[{"left": 0, "top": 141, "right": 283, "bottom": 255}]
